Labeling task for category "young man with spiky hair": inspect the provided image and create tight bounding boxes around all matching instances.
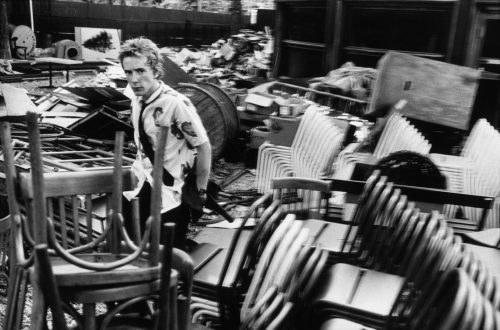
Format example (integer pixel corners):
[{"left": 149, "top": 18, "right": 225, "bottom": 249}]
[{"left": 119, "top": 37, "right": 211, "bottom": 250}]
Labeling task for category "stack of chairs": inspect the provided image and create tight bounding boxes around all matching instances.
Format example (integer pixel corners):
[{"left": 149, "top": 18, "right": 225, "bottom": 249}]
[
  {"left": 238, "top": 218, "right": 329, "bottom": 330},
  {"left": 288, "top": 173, "right": 499, "bottom": 330},
  {"left": 334, "top": 109, "right": 432, "bottom": 181},
  {"left": 256, "top": 105, "right": 346, "bottom": 193},
  {"left": 256, "top": 169, "right": 499, "bottom": 330},
  {"left": 189, "top": 194, "right": 283, "bottom": 328},
  {"left": 1, "top": 114, "right": 182, "bottom": 330},
  {"left": 189, "top": 197, "right": 333, "bottom": 329},
  {"left": 430, "top": 118, "right": 500, "bottom": 229}
]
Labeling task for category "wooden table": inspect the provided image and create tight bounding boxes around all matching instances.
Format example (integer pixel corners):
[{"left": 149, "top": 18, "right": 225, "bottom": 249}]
[{"left": 33, "top": 57, "right": 114, "bottom": 88}]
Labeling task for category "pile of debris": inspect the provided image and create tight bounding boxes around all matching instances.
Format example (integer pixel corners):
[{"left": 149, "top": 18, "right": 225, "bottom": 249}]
[{"left": 160, "top": 28, "right": 274, "bottom": 88}]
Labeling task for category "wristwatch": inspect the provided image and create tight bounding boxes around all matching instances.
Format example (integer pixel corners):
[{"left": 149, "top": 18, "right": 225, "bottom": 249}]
[{"left": 198, "top": 188, "right": 207, "bottom": 195}]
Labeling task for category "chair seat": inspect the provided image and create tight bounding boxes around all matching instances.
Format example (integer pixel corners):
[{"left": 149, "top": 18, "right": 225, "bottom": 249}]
[
  {"left": 58, "top": 270, "right": 178, "bottom": 303},
  {"left": 320, "top": 318, "right": 376, "bottom": 330},
  {"left": 311, "top": 221, "right": 357, "bottom": 253},
  {"left": 49, "top": 254, "right": 162, "bottom": 286},
  {"left": 461, "top": 228, "right": 500, "bottom": 248},
  {"left": 193, "top": 230, "right": 252, "bottom": 288},
  {"left": 188, "top": 242, "right": 223, "bottom": 272},
  {"left": 463, "top": 243, "right": 500, "bottom": 283},
  {"left": 313, "top": 263, "right": 405, "bottom": 317}
]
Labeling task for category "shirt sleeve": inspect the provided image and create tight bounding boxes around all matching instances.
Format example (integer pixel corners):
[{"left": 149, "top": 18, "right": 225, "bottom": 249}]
[{"left": 155, "top": 93, "right": 209, "bottom": 148}]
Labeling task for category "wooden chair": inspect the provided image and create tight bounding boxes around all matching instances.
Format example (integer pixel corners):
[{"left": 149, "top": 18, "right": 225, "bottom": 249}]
[
  {"left": 0, "top": 214, "right": 9, "bottom": 288},
  {"left": 1, "top": 112, "right": 178, "bottom": 330},
  {"left": 271, "top": 177, "right": 333, "bottom": 221}
]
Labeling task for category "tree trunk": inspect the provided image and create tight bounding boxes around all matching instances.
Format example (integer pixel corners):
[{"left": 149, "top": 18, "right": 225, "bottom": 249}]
[
  {"left": 229, "top": 0, "right": 242, "bottom": 35},
  {"left": 0, "top": 0, "right": 11, "bottom": 59}
]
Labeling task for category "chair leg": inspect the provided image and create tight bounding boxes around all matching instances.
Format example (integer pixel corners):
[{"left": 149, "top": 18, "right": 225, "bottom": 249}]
[
  {"left": 170, "top": 285, "right": 179, "bottom": 330},
  {"left": 173, "top": 248, "right": 194, "bottom": 330},
  {"left": 5, "top": 267, "right": 28, "bottom": 330},
  {"left": 83, "top": 303, "right": 97, "bottom": 330},
  {"left": 30, "top": 284, "right": 47, "bottom": 330}
]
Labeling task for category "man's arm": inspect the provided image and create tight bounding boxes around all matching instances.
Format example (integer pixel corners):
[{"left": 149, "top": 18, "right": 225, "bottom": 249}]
[{"left": 195, "top": 141, "right": 212, "bottom": 193}]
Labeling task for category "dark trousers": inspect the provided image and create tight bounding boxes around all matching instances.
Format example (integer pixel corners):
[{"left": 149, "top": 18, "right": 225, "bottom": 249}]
[{"left": 123, "top": 183, "right": 190, "bottom": 250}]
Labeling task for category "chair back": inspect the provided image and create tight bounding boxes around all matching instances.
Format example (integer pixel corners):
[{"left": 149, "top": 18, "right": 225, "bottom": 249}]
[
  {"left": 18, "top": 111, "right": 166, "bottom": 271},
  {"left": 271, "top": 177, "right": 332, "bottom": 220},
  {"left": 373, "top": 111, "right": 431, "bottom": 159}
]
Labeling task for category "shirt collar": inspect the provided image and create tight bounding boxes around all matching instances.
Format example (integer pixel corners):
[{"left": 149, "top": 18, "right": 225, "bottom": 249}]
[{"left": 140, "top": 81, "right": 165, "bottom": 106}]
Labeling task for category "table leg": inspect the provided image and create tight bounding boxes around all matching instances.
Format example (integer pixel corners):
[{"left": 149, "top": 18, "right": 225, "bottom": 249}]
[{"left": 49, "top": 62, "right": 53, "bottom": 88}]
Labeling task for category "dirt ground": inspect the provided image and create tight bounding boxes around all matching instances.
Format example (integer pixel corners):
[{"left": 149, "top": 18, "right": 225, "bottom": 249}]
[{"left": 0, "top": 71, "right": 259, "bottom": 329}]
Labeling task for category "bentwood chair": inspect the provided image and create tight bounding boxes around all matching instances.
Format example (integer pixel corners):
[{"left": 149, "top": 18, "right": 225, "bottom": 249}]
[{"left": 1, "top": 112, "right": 178, "bottom": 330}]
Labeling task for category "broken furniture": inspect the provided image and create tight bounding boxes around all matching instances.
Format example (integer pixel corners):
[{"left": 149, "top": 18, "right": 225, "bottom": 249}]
[{"left": 368, "top": 51, "right": 480, "bottom": 131}]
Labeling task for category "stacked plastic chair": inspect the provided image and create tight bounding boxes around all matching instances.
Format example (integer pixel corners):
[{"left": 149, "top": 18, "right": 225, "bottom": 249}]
[
  {"left": 256, "top": 105, "right": 346, "bottom": 193},
  {"left": 334, "top": 110, "right": 432, "bottom": 181},
  {"left": 430, "top": 118, "right": 500, "bottom": 229}
]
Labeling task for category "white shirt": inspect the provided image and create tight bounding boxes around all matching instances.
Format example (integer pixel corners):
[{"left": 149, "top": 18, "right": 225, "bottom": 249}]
[{"left": 124, "top": 82, "right": 209, "bottom": 212}]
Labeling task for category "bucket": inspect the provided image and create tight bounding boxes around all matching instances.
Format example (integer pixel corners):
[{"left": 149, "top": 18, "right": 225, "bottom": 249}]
[{"left": 174, "top": 82, "right": 240, "bottom": 160}]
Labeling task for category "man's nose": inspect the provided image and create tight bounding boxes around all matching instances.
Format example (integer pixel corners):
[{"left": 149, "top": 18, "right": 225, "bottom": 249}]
[{"left": 129, "top": 71, "right": 139, "bottom": 83}]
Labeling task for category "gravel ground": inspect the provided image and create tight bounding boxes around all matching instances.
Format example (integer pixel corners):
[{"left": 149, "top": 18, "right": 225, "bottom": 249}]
[{"left": 0, "top": 71, "right": 259, "bottom": 329}]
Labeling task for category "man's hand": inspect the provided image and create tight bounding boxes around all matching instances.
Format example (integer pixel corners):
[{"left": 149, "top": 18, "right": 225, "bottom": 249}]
[{"left": 198, "top": 188, "right": 207, "bottom": 205}]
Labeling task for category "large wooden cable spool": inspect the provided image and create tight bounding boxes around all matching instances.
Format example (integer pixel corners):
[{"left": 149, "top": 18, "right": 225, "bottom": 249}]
[{"left": 174, "top": 82, "right": 240, "bottom": 160}]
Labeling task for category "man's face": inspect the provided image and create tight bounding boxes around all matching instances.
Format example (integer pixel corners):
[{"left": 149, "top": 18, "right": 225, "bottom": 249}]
[{"left": 122, "top": 55, "right": 158, "bottom": 98}]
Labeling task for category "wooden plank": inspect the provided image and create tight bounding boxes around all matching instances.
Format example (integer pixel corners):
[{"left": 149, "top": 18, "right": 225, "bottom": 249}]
[{"left": 369, "top": 51, "right": 481, "bottom": 130}]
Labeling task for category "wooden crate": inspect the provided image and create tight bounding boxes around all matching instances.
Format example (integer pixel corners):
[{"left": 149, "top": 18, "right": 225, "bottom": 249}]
[{"left": 369, "top": 51, "right": 481, "bottom": 130}]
